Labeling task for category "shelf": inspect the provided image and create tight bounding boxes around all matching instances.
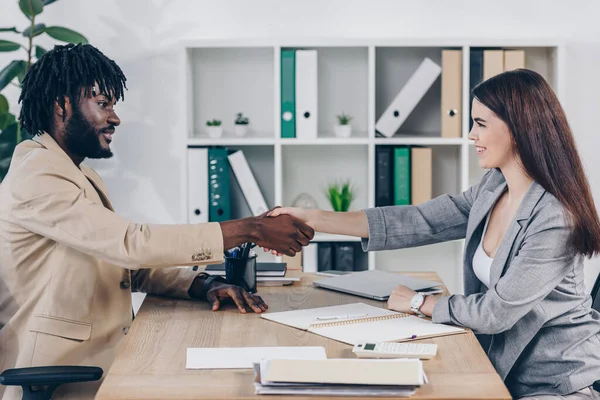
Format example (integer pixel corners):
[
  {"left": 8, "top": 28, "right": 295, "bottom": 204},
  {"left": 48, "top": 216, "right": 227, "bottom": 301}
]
[
  {"left": 374, "top": 137, "right": 465, "bottom": 146},
  {"left": 312, "top": 233, "right": 361, "bottom": 242},
  {"left": 181, "top": 39, "right": 565, "bottom": 295},
  {"left": 280, "top": 138, "right": 369, "bottom": 145},
  {"left": 187, "top": 137, "right": 276, "bottom": 147}
]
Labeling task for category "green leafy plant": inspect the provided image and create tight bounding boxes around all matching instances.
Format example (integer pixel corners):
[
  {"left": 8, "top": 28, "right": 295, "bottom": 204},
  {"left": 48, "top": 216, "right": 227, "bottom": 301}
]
[
  {"left": 206, "top": 119, "right": 222, "bottom": 126},
  {"left": 234, "top": 112, "right": 249, "bottom": 125},
  {"left": 336, "top": 112, "right": 352, "bottom": 126},
  {"left": 325, "top": 180, "right": 355, "bottom": 212},
  {"left": 0, "top": 0, "right": 88, "bottom": 181}
]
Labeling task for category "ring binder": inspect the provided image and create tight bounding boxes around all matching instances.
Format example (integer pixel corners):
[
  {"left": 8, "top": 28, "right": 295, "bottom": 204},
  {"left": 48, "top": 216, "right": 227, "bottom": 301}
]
[{"left": 262, "top": 302, "right": 466, "bottom": 345}]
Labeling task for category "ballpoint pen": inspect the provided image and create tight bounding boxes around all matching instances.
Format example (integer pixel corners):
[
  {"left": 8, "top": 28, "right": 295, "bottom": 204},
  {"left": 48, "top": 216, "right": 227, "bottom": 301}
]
[{"left": 316, "top": 313, "right": 368, "bottom": 321}]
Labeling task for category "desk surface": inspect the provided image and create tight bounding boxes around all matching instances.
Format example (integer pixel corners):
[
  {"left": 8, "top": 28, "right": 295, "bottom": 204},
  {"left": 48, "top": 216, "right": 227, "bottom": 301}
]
[{"left": 96, "top": 272, "right": 510, "bottom": 400}]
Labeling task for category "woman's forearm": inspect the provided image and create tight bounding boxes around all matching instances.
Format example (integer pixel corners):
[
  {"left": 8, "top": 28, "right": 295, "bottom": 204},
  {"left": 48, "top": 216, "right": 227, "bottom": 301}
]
[{"left": 311, "top": 210, "right": 370, "bottom": 238}]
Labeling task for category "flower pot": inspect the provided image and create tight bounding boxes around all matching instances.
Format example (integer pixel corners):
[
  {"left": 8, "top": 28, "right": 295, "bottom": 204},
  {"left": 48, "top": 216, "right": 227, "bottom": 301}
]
[
  {"left": 207, "top": 126, "right": 223, "bottom": 138},
  {"left": 234, "top": 124, "right": 248, "bottom": 137},
  {"left": 334, "top": 124, "right": 352, "bottom": 138}
]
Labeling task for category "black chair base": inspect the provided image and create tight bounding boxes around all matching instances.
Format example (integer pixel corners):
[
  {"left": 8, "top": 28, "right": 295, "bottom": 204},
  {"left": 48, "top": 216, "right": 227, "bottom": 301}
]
[{"left": 0, "top": 366, "right": 103, "bottom": 400}]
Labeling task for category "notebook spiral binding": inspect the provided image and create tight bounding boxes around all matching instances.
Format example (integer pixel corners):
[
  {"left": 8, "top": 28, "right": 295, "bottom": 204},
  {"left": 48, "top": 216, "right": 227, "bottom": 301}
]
[{"left": 309, "top": 313, "right": 410, "bottom": 329}]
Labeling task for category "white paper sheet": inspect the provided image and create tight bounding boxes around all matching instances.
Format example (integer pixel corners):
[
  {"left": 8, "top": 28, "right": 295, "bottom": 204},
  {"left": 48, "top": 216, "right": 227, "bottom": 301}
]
[{"left": 185, "top": 346, "right": 327, "bottom": 369}]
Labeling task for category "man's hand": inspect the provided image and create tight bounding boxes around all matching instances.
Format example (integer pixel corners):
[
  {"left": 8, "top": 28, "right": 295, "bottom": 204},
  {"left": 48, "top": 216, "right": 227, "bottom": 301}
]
[
  {"left": 254, "top": 213, "right": 314, "bottom": 257},
  {"left": 205, "top": 281, "right": 268, "bottom": 314}
]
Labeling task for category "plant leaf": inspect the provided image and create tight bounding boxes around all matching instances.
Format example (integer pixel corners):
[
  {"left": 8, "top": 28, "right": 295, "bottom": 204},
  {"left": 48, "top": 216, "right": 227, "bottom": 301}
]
[
  {"left": 0, "top": 40, "right": 21, "bottom": 52},
  {"left": 35, "top": 45, "right": 46, "bottom": 59},
  {"left": 19, "top": 0, "right": 44, "bottom": 19},
  {"left": 0, "top": 122, "right": 18, "bottom": 181},
  {"left": 45, "top": 26, "right": 88, "bottom": 44},
  {"left": 22, "top": 23, "right": 46, "bottom": 38},
  {"left": 0, "top": 121, "right": 19, "bottom": 144},
  {"left": 0, "top": 112, "right": 17, "bottom": 131},
  {"left": 0, "top": 95, "right": 8, "bottom": 115},
  {"left": 43, "top": 0, "right": 58, "bottom": 4},
  {"left": 0, "top": 60, "right": 26, "bottom": 91},
  {"left": 0, "top": 27, "right": 19, "bottom": 33}
]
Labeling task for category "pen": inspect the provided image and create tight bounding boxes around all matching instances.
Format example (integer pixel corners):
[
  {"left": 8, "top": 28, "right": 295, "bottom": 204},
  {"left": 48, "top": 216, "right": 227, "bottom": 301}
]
[{"left": 316, "top": 313, "right": 368, "bottom": 321}]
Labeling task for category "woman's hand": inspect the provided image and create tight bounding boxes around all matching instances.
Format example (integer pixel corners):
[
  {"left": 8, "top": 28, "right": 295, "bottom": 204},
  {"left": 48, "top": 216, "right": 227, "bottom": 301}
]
[
  {"left": 387, "top": 285, "right": 418, "bottom": 314},
  {"left": 387, "top": 285, "right": 439, "bottom": 317},
  {"left": 267, "top": 207, "right": 319, "bottom": 229}
]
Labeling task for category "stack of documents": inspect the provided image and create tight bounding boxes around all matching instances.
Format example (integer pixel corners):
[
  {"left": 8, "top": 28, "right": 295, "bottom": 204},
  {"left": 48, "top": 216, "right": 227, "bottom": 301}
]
[{"left": 253, "top": 358, "right": 424, "bottom": 396}]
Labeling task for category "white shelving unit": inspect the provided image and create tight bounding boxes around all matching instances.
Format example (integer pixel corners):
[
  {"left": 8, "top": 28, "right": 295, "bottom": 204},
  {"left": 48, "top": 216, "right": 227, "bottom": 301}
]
[{"left": 180, "top": 38, "right": 565, "bottom": 294}]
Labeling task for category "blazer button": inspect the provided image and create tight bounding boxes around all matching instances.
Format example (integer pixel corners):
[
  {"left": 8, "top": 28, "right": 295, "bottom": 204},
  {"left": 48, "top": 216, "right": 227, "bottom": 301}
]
[
  {"left": 120, "top": 281, "right": 131, "bottom": 289},
  {"left": 123, "top": 327, "right": 129, "bottom": 335}
]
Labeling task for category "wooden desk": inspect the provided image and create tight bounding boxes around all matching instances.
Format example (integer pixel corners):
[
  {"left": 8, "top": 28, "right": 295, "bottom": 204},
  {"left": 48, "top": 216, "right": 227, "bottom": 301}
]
[{"left": 96, "top": 272, "right": 511, "bottom": 400}]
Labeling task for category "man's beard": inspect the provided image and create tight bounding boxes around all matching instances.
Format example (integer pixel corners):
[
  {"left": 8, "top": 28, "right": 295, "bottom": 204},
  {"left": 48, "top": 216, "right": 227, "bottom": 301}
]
[{"left": 64, "top": 105, "right": 113, "bottom": 160}]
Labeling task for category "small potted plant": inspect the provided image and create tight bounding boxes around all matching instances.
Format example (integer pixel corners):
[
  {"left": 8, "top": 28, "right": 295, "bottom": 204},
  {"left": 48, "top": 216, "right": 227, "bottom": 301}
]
[
  {"left": 234, "top": 112, "right": 249, "bottom": 137},
  {"left": 325, "top": 180, "right": 355, "bottom": 212},
  {"left": 334, "top": 112, "right": 352, "bottom": 138},
  {"left": 206, "top": 119, "right": 222, "bottom": 138}
]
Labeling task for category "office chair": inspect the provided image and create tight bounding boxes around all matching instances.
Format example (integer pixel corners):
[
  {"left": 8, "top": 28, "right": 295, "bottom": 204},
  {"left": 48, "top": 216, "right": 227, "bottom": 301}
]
[
  {"left": 0, "top": 366, "right": 102, "bottom": 400},
  {"left": 591, "top": 272, "right": 600, "bottom": 393}
]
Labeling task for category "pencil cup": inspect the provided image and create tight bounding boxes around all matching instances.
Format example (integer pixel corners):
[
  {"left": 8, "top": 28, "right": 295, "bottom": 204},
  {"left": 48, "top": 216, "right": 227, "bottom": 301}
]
[{"left": 224, "top": 253, "right": 257, "bottom": 293}]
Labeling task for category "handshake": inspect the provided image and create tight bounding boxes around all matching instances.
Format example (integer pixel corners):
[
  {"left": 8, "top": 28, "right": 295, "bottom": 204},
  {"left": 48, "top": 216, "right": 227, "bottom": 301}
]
[{"left": 250, "top": 207, "right": 314, "bottom": 257}]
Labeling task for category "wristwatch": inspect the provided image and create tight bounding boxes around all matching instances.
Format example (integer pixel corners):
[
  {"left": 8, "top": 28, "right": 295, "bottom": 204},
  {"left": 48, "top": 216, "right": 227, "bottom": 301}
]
[{"left": 410, "top": 292, "right": 426, "bottom": 317}]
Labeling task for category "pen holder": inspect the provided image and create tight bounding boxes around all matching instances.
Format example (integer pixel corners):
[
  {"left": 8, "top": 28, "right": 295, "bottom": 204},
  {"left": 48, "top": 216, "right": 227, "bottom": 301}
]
[{"left": 224, "top": 253, "right": 257, "bottom": 293}]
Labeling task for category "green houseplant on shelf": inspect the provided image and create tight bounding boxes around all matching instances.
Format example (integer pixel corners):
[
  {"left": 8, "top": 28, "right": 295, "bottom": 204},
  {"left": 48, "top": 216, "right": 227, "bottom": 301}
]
[
  {"left": 325, "top": 180, "right": 355, "bottom": 212},
  {"left": 334, "top": 112, "right": 352, "bottom": 138},
  {"left": 234, "top": 112, "right": 249, "bottom": 137},
  {"left": 0, "top": 0, "right": 88, "bottom": 182},
  {"left": 206, "top": 119, "right": 222, "bottom": 138}
]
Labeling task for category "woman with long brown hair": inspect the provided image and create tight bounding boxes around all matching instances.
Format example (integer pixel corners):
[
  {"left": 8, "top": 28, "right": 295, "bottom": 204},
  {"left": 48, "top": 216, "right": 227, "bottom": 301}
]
[{"left": 268, "top": 69, "right": 600, "bottom": 399}]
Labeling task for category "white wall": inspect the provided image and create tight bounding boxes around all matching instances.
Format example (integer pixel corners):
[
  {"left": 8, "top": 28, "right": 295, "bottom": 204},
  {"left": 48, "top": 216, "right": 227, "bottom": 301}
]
[{"left": 2, "top": 0, "right": 600, "bottom": 292}]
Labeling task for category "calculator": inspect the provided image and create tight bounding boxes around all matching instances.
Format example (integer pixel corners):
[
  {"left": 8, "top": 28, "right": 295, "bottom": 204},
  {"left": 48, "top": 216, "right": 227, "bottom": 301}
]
[{"left": 352, "top": 342, "right": 438, "bottom": 359}]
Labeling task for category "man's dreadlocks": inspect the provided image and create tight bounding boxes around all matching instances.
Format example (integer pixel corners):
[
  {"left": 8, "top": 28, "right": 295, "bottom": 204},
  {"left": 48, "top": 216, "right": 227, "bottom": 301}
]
[{"left": 19, "top": 43, "right": 127, "bottom": 136}]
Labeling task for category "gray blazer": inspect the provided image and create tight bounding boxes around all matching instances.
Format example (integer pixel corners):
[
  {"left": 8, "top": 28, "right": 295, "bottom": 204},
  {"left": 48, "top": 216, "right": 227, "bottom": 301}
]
[{"left": 362, "top": 168, "right": 600, "bottom": 398}]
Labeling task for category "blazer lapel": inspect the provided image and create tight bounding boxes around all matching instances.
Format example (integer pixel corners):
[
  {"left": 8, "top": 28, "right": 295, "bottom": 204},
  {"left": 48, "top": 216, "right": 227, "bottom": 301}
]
[
  {"left": 32, "top": 133, "right": 114, "bottom": 211},
  {"left": 464, "top": 180, "right": 507, "bottom": 293},
  {"left": 487, "top": 181, "right": 547, "bottom": 287},
  {"left": 80, "top": 166, "right": 115, "bottom": 211}
]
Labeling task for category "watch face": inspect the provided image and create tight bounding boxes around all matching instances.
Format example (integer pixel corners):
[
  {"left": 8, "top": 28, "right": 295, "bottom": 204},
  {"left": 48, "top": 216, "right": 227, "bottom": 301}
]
[{"left": 411, "top": 293, "right": 424, "bottom": 309}]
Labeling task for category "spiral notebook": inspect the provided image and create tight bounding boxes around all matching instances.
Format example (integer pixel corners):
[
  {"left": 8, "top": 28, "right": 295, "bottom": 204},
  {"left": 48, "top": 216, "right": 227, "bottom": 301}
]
[{"left": 261, "top": 303, "right": 466, "bottom": 345}]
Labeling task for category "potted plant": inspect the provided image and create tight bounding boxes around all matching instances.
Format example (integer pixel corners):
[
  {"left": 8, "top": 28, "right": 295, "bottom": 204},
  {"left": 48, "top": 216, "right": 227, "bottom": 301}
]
[
  {"left": 206, "top": 119, "right": 222, "bottom": 138},
  {"left": 325, "top": 180, "right": 355, "bottom": 212},
  {"left": 0, "top": 0, "right": 88, "bottom": 182},
  {"left": 234, "top": 112, "right": 249, "bottom": 137},
  {"left": 334, "top": 112, "right": 352, "bottom": 138}
]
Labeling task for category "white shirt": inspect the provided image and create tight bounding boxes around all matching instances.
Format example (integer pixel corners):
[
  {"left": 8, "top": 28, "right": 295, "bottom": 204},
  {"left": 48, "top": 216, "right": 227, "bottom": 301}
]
[{"left": 473, "top": 213, "right": 494, "bottom": 288}]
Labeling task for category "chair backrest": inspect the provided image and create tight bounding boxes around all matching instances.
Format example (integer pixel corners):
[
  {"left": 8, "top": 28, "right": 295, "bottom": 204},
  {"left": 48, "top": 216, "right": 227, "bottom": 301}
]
[{"left": 590, "top": 271, "right": 600, "bottom": 313}]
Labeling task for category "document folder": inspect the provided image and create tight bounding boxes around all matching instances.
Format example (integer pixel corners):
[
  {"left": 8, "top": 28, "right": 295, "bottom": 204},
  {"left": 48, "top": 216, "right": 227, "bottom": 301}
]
[
  {"left": 295, "top": 49, "right": 318, "bottom": 140},
  {"left": 375, "top": 58, "right": 441, "bottom": 138},
  {"left": 187, "top": 147, "right": 208, "bottom": 223}
]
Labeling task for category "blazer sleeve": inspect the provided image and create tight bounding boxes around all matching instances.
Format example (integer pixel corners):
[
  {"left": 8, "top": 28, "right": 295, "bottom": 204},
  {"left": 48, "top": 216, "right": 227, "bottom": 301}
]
[
  {"left": 361, "top": 170, "right": 494, "bottom": 252},
  {"left": 432, "top": 206, "right": 574, "bottom": 334},
  {"left": 9, "top": 166, "right": 224, "bottom": 270},
  {"left": 131, "top": 267, "right": 200, "bottom": 299}
]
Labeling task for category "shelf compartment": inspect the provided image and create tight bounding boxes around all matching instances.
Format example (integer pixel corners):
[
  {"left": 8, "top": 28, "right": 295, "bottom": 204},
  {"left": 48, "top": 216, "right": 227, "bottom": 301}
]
[
  {"left": 188, "top": 47, "right": 275, "bottom": 140},
  {"left": 281, "top": 145, "right": 369, "bottom": 211}
]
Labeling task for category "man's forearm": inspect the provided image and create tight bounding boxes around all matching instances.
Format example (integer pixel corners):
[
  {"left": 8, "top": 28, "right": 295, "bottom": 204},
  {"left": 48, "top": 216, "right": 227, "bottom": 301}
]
[
  {"left": 313, "top": 210, "right": 369, "bottom": 238},
  {"left": 219, "top": 217, "right": 258, "bottom": 250}
]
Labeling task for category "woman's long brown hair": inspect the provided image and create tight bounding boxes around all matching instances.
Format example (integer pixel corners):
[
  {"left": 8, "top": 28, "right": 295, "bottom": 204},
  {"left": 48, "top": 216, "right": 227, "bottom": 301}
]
[{"left": 473, "top": 69, "right": 600, "bottom": 258}]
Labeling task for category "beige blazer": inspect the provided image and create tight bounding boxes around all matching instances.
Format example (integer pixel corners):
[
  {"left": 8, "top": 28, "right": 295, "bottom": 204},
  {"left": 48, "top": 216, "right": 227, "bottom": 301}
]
[{"left": 0, "top": 133, "right": 224, "bottom": 399}]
